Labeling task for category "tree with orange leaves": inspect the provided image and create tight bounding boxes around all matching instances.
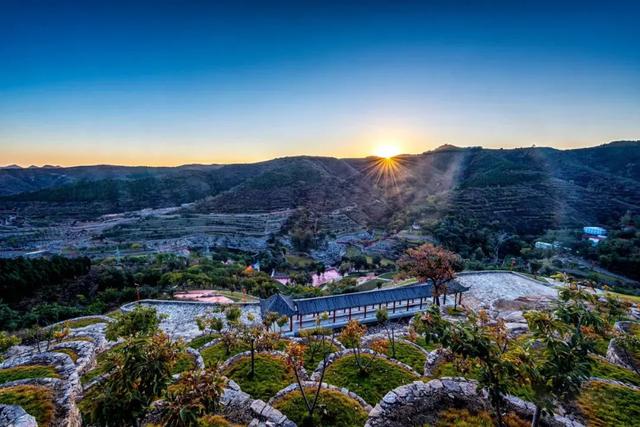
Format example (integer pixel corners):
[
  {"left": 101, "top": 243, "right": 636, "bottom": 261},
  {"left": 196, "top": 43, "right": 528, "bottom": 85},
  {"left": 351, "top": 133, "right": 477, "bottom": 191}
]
[
  {"left": 284, "top": 336, "right": 332, "bottom": 426},
  {"left": 397, "top": 243, "right": 461, "bottom": 306}
]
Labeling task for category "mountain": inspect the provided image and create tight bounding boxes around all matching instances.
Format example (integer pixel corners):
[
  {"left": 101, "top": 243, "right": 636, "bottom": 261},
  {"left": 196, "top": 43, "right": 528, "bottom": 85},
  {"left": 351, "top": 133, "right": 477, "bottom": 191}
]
[{"left": 1, "top": 141, "right": 639, "bottom": 234}]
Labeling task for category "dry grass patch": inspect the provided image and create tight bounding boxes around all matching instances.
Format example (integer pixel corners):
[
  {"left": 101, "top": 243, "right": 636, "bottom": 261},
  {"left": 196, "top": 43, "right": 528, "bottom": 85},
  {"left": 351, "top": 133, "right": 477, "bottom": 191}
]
[{"left": 0, "top": 385, "right": 56, "bottom": 426}]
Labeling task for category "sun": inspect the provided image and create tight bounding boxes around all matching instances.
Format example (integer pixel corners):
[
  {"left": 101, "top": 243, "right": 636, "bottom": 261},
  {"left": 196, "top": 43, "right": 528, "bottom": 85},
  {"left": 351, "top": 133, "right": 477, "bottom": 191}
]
[{"left": 374, "top": 145, "right": 401, "bottom": 159}]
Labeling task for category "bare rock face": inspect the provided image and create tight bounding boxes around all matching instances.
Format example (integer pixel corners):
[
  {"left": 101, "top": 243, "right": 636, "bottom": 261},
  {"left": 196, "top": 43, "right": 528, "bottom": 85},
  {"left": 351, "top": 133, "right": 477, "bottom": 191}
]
[{"left": 0, "top": 404, "right": 37, "bottom": 427}]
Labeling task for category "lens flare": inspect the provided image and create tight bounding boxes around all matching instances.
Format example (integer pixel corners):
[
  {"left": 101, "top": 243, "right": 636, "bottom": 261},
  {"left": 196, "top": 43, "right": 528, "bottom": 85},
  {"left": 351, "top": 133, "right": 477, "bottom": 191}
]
[{"left": 374, "top": 145, "right": 400, "bottom": 159}]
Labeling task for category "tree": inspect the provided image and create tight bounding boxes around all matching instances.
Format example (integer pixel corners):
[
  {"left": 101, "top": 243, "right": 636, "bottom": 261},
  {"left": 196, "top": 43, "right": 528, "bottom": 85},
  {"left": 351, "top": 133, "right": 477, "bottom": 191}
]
[
  {"left": 284, "top": 325, "right": 334, "bottom": 427},
  {"left": 218, "top": 306, "right": 242, "bottom": 356},
  {"left": 412, "top": 305, "right": 448, "bottom": 348},
  {"left": 439, "top": 312, "right": 515, "bottom": 427},
  {"left": 160, "top": 367, "right": 227, "bottom": 427},
  {"left": 338, "top": 320, "right": 375, "bottom": 373},
  {"left": 398, "top": 243, "right": 461, "bottom": 306},
  {"left": 514, "top": 309, "right": 594, "bottom": 427},
  {"left": 105, "top": 305, "right": 161, "bottom": 341},
  {"left": 376, "top": 307, "right": 397, "bottom": 358},
  {"left": 84, "top": 332, "right": 182, "bottom": 426},
  {"left": 196, "top": 312, "right": 224, "bottom": 337}
]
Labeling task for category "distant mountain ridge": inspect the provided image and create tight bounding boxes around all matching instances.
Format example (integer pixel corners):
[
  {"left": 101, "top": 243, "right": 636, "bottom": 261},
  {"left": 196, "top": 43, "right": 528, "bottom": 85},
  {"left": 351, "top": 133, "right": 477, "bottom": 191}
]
[{"left": 1, "top": 141, "right": 639, "bottom": 234}]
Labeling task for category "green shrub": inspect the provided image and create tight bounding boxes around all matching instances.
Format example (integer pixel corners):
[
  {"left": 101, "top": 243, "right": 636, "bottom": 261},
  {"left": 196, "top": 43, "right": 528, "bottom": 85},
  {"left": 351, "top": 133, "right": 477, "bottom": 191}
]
[
  {"left": 222, "top": 353, "right": 295, "bottom": 401},
  {"left": 0, "top": 365, "right": 60, "bottom": 383},
  {"left": 273, "top": 387, "right": 368, "bottom": 427},
  {"left": 0, "top": 385, "right": 56, "bottom": 426},
  {"left": 322, "top": 354, "right": 419, "bottom": 404}
]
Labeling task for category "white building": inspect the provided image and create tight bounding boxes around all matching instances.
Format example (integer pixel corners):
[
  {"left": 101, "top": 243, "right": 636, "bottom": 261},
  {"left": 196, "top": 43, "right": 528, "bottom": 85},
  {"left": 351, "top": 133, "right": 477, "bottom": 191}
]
[{"left": 583, "top": 226, "right": 607, "bottom": 237}]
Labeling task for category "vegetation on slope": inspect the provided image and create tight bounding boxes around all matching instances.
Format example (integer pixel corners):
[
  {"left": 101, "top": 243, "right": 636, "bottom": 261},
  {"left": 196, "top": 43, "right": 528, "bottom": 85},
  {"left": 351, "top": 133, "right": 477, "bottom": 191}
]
[
  {"left": 0, "top": 365, "right": 60, "bottom": 383},
  {"left": 221, "top": 353, "right": 296, "bottom": 401},
  {"left": 322, "top": 353, "right": 419, "bottom": 404},
  {"left": 273, "top": 387, "right": 368, "bottom": 427},
  {"left": 0, "top": 385, "right": 56, "bottom": 426},
  {"left": 577, "top": 381, "right": 640, "bottom": 427}
]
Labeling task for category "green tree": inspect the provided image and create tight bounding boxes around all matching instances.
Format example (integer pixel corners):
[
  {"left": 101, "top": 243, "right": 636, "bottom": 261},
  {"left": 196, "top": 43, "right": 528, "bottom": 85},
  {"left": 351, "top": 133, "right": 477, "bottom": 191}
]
[
  {"left": 285, "top": 324, "right": 334, "bottom": 427},
  {"left": 514, "top": 309, "right": 594, "bottom": 427},
  {"left": 376, "top": 307, "right": 397, "bottom": 358},
  {"left": 160, "top": 367, "right": 227, "bottom": 427},
  {"left": 440, "top": 312, "right": 515, "bottom": 427},
  {"left": 84, "top": 333, "right": 182, "bottom": 426},
  {"left": 412, "top": 305, "right": 448, "bottom": 347}
]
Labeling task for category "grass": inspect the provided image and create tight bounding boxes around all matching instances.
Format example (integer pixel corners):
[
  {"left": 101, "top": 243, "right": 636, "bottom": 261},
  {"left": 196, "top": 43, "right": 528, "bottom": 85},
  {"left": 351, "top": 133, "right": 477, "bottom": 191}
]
[
  {"left": 432, "top": 408, "right": 530, "bottom": 427},
  {"left": 430, "top": 360, "right": 479, "bottom": 379},
  {"left": 188, "top": 333, "right": 220, "bottom": 349},
  {"left": 80, "top": 343, "right": 124, "bottom": 384},
  {"left": 273, "top": 387, "right": 369, "bottom": 427},
  {"left": 413, "top": 337, "right": 440, "bottom": 352},
  {"left": 377, "top": 271, "right": 397, "bottom": 280},
  {"left": 57, "top": 317, "right": 106, "bottom": 329},
  {"left": 200, "top": 342, "right": 250, "bottom": 368},
  {"left": 0, "top": 365, "right": 60, "bottom": 383},
  {"left": 577, "top": 381, "right": 640, "bottom": 426},
  {"left": 222, "top": 353, "right": 296, "bottom": 401},
  {"left": 200, "top": 339, "right": 288, "bottom": 368},
  {"left": 0, "top": 385, "right": 56, "bottom": 426},
  {"left": 592, "top": 336, "right": 612, "bottom": 356},
  {"left": 55, "top": 348, "right": 79, "bottom": 363},
  {"left": 356, "top": 279, "right": 385, "bottom": 291},
  {"left": 285, "top": 254, "right": 316, "bottom": 268},
  {"left": 590, "top": 356, "right": 640, "bottom": 387},
  {"left": 196, "top": 415, "right": 243, "bottom": 427},
  {"left": 323, "top": 354, "right": 419, "bottom": 404},
  {"left": 172, "top": 351, "right": 197, "bottom": 374},
  {"left": 604, "top": 291, "right": 640, "bottom": 305},
  {"left": 372, "top": 338, "right": 426, "bottom": 373},
  {"left": 302, "top": 339, "right": 339, "bottom": 372}
]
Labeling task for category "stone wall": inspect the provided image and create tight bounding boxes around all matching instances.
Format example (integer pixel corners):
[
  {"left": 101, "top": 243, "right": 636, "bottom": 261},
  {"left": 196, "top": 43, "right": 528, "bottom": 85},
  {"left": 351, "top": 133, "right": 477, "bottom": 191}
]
[
  {"left": 221, "top": 380, "right": 295, "bottom": 427},
  {"left": 365, "top": 378, "right": 583, "bottom": 427}
]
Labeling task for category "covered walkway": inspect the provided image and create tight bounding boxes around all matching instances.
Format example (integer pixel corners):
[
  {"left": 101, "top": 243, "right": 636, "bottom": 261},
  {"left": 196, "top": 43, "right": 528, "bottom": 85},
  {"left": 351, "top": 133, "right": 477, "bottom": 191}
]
[{"left": 260, "top": 281, "right": 469, "bottom": 334}]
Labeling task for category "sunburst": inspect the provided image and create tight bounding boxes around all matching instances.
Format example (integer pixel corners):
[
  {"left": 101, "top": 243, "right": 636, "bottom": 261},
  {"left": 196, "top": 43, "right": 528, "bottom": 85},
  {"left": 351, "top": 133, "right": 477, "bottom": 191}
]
[{"left": 361, "top": 154, "right": 406, "bottom": 191}]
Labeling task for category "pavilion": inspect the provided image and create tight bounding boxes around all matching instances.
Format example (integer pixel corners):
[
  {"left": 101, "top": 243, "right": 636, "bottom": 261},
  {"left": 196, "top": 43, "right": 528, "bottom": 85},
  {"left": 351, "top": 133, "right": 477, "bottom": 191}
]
[{"left": 260, "top": 281, "right": 469, "bottom": 333}]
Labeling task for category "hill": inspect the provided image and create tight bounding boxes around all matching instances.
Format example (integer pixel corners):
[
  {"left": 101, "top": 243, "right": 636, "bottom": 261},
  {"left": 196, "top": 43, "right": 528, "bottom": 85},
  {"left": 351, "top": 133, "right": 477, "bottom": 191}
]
[{"left": 1, "top": 141, "right": 639, "bottom": 233}]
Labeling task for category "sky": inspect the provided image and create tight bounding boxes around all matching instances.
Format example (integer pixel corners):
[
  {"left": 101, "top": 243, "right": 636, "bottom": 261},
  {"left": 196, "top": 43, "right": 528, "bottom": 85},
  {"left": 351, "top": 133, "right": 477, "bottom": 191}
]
[{"left": 1, "top": 0, "right": 639, "bottom": 167}]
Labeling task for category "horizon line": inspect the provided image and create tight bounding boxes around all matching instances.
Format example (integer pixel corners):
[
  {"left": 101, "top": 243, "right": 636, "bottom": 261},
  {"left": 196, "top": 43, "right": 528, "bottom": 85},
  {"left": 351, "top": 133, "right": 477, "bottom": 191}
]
[{"left": 2, "top": 139, "right": 638, "bottom": 169}]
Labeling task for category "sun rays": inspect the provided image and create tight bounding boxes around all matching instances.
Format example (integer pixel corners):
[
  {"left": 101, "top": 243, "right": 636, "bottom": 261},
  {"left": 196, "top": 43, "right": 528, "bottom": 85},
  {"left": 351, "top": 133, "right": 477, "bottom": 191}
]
[{"left": 361, "top": 154, "right": 407, "bottom": 191}]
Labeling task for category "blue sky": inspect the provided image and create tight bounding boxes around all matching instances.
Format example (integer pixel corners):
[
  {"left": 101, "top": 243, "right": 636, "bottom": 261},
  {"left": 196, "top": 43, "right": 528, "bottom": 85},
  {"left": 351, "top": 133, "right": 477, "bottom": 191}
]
[{"left": 1, "top": 0, "right": 639, "bottom": 166}]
